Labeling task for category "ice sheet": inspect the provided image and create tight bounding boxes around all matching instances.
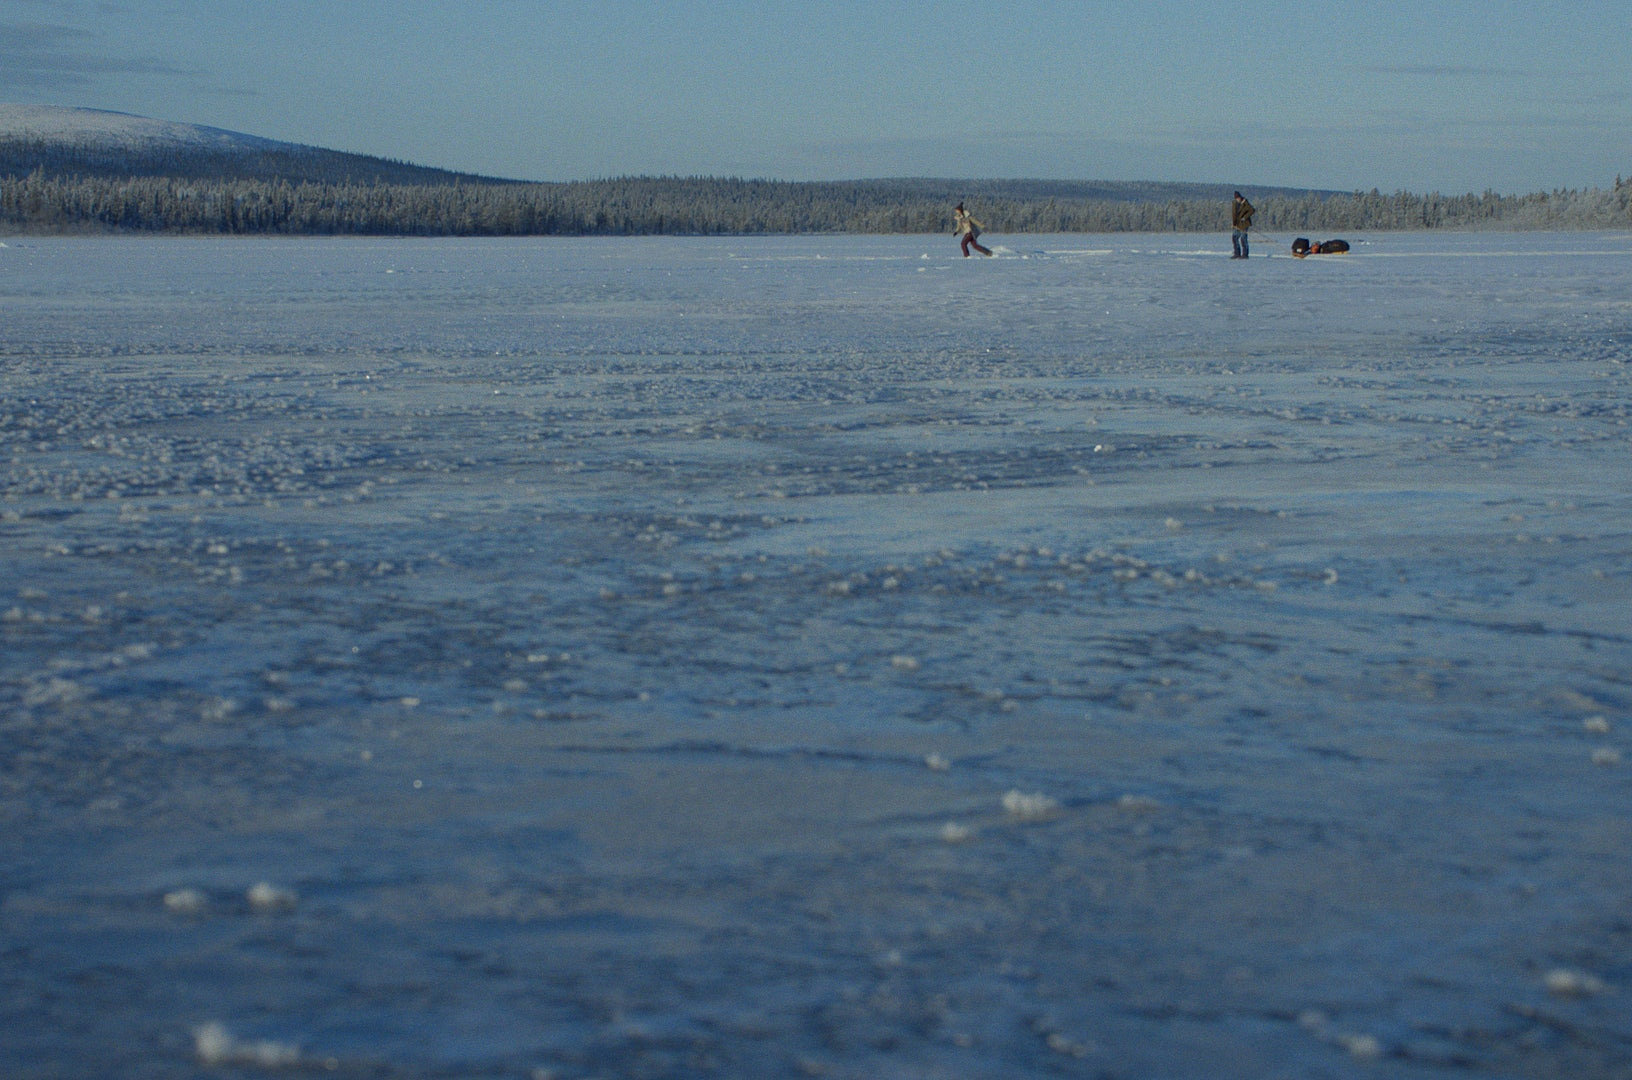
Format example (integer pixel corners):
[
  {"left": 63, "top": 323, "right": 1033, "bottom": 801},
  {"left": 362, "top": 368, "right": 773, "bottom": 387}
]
[{"left": 3, "top": 231, "right": 1630, "bottom": 1077}]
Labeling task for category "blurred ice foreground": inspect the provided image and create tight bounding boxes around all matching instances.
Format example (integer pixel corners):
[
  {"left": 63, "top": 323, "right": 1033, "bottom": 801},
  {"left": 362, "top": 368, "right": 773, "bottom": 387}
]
[{"left": 3, "top": 232, "right": 1630, "bottom": 1078}]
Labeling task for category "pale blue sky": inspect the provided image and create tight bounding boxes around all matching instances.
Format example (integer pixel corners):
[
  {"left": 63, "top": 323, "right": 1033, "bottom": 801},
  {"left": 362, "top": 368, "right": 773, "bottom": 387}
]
[{"left": 3, "top": 0, "right": 1628, "bottom": 193}]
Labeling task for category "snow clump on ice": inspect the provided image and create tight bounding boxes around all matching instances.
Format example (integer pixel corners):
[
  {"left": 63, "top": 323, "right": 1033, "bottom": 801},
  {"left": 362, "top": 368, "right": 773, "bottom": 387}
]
[
  {"left": 1545, "top": 968, "right": 1608, "bottom": 996},
  {"left": 1002, "top": 790, "right": 1061, "bottom": 820},
  {"left": 162, "top": 888, "right": 208, "bottom": 915},
  {"left": 247, "top": 882, "right": 298, "bottom": 912},
  {"left": 193, "top": 1022, "right": 301, "bottom": 1067},
  {"left": 1337, "top": 1033, "right": 1384, "bottom": 1060}
]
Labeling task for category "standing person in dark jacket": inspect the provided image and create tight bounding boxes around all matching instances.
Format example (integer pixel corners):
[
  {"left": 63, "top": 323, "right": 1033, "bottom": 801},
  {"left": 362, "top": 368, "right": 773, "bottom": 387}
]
[{"left": 1231, "top": 191, "right": 1254, "bottom": 259}]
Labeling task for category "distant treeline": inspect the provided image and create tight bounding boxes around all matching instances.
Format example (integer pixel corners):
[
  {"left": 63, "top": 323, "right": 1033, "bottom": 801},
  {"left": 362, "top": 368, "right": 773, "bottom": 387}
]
[{"left": 3, "top": 170, "right": 1630, "bottom": 236}]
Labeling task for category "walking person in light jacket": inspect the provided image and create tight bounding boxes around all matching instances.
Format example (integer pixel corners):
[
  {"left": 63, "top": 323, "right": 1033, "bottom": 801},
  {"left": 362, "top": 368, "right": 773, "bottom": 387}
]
[{"left": 954, "top": 202, "right": 992, "bottom": 257}]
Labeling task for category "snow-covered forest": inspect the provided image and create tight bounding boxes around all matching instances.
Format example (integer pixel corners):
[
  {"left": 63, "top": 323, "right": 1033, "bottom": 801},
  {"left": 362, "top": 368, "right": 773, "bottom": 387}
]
[
  {"left": 3, "top": 171, "right": 1630, "bottom": 236},
  {"left": 3, "top": 105, "right": 1627, "bottom": 235}
]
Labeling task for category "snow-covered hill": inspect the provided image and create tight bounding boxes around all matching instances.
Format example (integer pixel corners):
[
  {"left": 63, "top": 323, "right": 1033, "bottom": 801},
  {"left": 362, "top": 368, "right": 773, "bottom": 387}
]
[
  {"left": 0, "top": 104, "right": 513, "bottom": 185},
  {"left": 0, "top": 103, "right": 295, "bottom": 154}
]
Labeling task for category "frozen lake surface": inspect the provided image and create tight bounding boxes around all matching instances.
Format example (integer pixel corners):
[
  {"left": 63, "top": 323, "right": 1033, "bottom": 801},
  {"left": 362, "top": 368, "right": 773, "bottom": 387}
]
[{"left": 3, "top": 231, "right": 1630, "bottom": 1078}]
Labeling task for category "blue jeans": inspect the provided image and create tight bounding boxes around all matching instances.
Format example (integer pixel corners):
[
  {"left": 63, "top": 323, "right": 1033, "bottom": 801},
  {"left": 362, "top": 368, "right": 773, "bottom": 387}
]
[{"left": 1232, "top": 229, "right": 1250, "bottom": 258}]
